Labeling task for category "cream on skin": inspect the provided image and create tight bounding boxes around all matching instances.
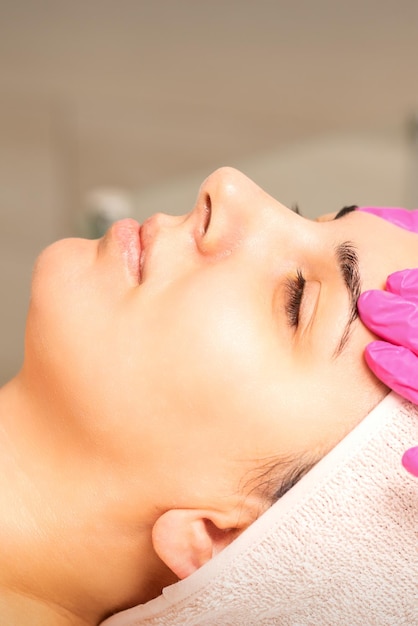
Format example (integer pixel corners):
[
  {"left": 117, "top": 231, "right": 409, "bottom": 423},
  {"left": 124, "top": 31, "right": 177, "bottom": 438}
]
[{"left": 0, "top": 168, "right": 417, "bottom": 625}]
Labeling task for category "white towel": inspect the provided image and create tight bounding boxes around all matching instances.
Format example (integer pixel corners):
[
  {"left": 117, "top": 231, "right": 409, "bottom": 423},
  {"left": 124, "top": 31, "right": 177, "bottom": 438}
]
[{"left": 101, "top": 392, "right": 418, "bottom": 626}]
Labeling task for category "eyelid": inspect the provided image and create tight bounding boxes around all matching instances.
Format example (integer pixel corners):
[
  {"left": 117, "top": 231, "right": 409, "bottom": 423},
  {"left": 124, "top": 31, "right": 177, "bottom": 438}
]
[{"left": 298, "top": 280, "right": 321, "bottom": 336}]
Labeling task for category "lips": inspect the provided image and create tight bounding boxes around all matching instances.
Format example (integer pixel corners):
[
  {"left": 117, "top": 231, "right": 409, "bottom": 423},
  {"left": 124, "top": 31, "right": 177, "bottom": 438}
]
[
  {"left": 138, "top": 227, "right": 145, "bottom": 282},
  {"left": 107, "top": 218, "right": 143, "bottom": 283}
]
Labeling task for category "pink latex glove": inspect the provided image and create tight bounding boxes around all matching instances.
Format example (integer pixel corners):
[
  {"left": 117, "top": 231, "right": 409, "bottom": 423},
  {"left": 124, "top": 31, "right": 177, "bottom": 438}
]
[
  {"left": 359, "top": 206, "right": 418, "bottom": 233},
  {"left": 357, "top": 206, "right": 418, "bottom": 477}
]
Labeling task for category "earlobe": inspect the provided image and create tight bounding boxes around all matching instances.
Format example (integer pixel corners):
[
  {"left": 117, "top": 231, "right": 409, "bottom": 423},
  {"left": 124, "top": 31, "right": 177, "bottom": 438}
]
[{"left": 152, "top": 509, "right": 241, "bottom": 580}]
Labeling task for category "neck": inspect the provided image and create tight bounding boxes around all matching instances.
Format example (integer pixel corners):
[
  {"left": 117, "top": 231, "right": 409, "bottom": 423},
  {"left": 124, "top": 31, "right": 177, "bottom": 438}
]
[
  {"left": 0, "top": 590, "right": 89, "bottom": 626},
  {"left": 0, "top": 376, "right": 173, "bottom": 625}
]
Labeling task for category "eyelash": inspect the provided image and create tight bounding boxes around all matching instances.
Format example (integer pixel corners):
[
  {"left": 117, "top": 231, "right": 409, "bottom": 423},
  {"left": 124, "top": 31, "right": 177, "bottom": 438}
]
[{"left": 285, "top": 270, "right": 306, "bottom": 327}]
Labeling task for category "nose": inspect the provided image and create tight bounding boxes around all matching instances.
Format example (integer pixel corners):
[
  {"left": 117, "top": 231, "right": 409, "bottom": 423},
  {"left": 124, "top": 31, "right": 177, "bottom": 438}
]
[
  {"left": 195, "top": 167, "right": 305, "bottom": 256},
  {"left": 197, "top": 167, "right": 264, "bottom": 222},
  {"left": 142, "top": 168, "right": 320, "bottom": 283},
  {"left": 195, "top": 168, "right": 265, "bottom": 251}
]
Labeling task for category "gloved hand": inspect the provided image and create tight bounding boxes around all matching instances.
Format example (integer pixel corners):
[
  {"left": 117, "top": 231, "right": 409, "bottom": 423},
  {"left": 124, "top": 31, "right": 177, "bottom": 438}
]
[
  {"left": 357, "top": 206, "right": 418, "bottom": 477},
  {"left": 359, "top": 206, "right": 418, "bottom": 233}
]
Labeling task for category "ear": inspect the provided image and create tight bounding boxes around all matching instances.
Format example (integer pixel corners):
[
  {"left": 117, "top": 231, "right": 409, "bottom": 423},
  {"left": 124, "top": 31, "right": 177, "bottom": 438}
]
[{"left": 152, "top": 509, "right": 246, "bottom": 580}]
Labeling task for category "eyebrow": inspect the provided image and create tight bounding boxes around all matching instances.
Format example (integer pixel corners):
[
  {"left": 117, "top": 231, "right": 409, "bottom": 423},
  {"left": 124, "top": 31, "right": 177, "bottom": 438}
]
[
  {"left": 333, "top": 205, "right": 358, "bottom": 220},
  {"left": 332, "top": 241, "right": 361, "bottom": 358}
]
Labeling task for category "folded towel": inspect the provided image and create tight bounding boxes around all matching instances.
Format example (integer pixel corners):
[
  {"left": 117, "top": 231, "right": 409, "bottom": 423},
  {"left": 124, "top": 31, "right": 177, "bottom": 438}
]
[{"left": 101, "top": 392, "right": 418, "bottom": 626}]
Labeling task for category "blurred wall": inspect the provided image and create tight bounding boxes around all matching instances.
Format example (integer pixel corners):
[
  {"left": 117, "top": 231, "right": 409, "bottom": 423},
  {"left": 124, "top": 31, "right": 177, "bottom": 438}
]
[{"left": 131, "top": 131, "right": 411, "bottom": 222}]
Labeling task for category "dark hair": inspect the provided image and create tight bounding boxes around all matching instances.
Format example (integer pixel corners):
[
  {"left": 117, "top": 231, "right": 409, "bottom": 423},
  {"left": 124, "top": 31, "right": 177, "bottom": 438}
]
[
  {"left": 244, "top": 452, "right": 320, "bottom": 507},
  {"left": 271, "top": 458, "right": 318, "bottom": 502}
]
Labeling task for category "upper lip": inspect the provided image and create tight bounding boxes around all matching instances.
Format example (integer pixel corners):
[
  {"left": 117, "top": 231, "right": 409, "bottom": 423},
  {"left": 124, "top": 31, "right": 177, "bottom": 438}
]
[
  {"left": 138, "top": 225, "right": 145, "bottom": 282},
  {"left": 138, "top": 217, "right": 156, "bottom": 282},
  {"left": 138, "top": 226, "right": 145, "bottom": 283}
]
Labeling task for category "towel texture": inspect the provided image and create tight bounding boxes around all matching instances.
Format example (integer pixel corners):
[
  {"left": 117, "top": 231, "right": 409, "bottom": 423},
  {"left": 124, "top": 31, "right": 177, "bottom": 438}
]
[{"left": 101, "top": 392, "right": 418, "bottom": 626}]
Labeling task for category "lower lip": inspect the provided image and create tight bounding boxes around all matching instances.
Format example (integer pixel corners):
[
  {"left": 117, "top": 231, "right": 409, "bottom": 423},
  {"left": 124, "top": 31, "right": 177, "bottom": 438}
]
[{"left": 109, "top": 218, "right": 142, "bottom": 282}]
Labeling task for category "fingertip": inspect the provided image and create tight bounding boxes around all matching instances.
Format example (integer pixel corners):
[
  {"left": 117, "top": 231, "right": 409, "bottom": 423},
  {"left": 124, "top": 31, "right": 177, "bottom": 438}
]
[
  {"left": 357, "top": 290, "right": 380, "bottom": 318},
  {"left": 363, "top": 341, "right": 401, "bottom": 390},
  {"left": 363, "top": 341, "right": 387, "bottom": 373},
  {"left": 401, "top": 447, "right": 418, "bottom": 477},
  {"left": 357, "top": 290, "right": 371, "bottom": 307},
  {"left": 386, "top": 267, "right": 418, "bottom": 297},
  {"left": 364, "top": 340, "right": 389, "bottom": 364},
  {"left": 386, "top": 269, "right": 405, "bottom": 286},
  {"left": 358, "top": 289, "right": 393, "bottom": 309}
]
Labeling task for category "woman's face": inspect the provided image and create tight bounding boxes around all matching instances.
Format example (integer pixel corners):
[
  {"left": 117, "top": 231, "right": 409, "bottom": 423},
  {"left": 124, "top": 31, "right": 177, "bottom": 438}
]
[{"left": 23, "top": 168, "right": 415, "bottom": 514}]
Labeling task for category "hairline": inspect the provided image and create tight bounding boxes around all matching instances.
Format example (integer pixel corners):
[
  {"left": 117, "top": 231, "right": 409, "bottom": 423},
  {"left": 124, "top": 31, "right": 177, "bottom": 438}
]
[{"left": 243, "top": 451, "right": 321, "bottom": 507}]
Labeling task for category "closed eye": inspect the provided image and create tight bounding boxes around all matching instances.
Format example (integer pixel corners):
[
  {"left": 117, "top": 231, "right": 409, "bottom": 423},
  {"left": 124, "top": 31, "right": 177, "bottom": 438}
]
[{"left": 285, "top": 270, "right": 306, "bottom": 327}]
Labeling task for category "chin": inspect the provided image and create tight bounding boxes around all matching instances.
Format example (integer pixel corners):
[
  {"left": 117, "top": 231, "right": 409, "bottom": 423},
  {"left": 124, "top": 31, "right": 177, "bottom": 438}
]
[
  {"left": 32, "top": 237, "right": 94, "bottom": 292},
  {"left": 23, "top": 238, "right": 98, "bottom": 378}
]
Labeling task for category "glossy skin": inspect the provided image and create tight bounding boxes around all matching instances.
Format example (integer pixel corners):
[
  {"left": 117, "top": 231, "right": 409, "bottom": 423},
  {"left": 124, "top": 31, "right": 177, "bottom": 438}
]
[{"left": 2, "top": 168, "right": 418, "bottom": 624}]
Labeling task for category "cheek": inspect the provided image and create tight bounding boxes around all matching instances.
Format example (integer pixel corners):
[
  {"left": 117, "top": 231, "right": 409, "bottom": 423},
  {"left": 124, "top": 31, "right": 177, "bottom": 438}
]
[
  {"left": 141, "top": 269, "right": 388, "bottom": 469},
  {"left": 154, "top": 275, "right": 274, "bottom": 388},
  {"left": 300, "top": 337, "right": 387, "bottom": 455},
  {"left": 119, "top": 275, "right": 278, "bottom": 445}
]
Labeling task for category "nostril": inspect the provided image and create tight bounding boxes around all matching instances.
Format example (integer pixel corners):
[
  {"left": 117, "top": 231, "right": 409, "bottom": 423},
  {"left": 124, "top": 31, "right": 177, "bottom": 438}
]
[{"left": 203, "top": 193, "right": 212, "bottom": 235}]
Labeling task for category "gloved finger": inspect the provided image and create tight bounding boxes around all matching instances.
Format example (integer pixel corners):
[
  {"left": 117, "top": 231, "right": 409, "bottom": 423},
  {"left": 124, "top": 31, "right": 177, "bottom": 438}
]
[
  {"left": 358, "top": 290, "right": 418, "bottom": 354},
  {"left": 364, "top": 341, "right": 418, "bottom": 404},
  {"left": 402, "top": 446, "right": 418, "bottom": 477},
  {"left": 386, "top": 268, "right": 418, "bottom": 302},
  {"left": 358, "top": 207, "right": 418, "bottom": 233}
]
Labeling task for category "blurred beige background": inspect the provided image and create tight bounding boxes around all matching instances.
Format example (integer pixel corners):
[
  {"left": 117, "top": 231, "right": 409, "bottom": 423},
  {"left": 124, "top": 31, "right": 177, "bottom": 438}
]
[{"left": 1, "top": 0, "right": 418, "bottom": 382}]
